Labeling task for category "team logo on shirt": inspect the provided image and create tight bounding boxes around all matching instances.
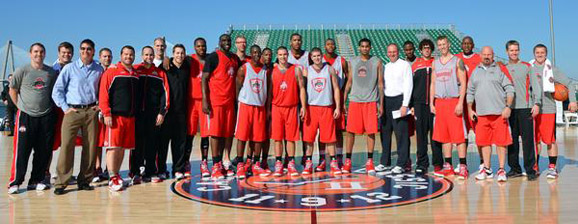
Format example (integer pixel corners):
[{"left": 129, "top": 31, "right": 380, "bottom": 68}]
[
  {"left": 311, "top": 77, "right": 327, "bottom": 93},
  {"left": 18, "top": 126, "right": 26, "bottom": 133},
  {"left": 357, "top": 66, "right": 368, "bottom": 77},
  {"left": 549, "top": 77, "right": 554, "bottom": 83},
  {"left": 250, "top": 78, "right": 263, "bottom": 93},
  {"left": 228, "top": 67, "right": 235, "bottom": 77},
  {"left": 33, "top": 77, "right": 46, "bottom": 90},
  {"left": 280, "top": 81, "right": 288, "bottom": 91},
  {"left": 172, "top": 161, "right": 453, "bottom": 212}
]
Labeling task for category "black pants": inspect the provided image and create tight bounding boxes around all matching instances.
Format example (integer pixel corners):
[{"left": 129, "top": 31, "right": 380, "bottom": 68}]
[
  {"left": 508, "top": 108, "right": 537, "bottom": 175},
  {"left": 414, "top": 103, "right": 443, "bottom": 169},
  {"left": 6, "top": 104, "right": 16, "bottom": 135},
  {"left": 185, "top": 135, "right": 210, "bottom": 163},
  {"left": 9, "top": 110, "right": 56, "bottom": 186},
  {"left": 133, "top": 110, "right": 162, "bottom": 176},
  {"left": 380, "top": 95, "right": 410, "bottom": 167},
  {"left": 160, "top": 111, "right": 187, "bottom": 174}
]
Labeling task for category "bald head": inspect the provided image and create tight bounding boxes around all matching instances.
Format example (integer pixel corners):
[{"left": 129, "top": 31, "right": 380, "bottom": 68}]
[{"left": 480, "top": 46, "right": 494, "bottom": 66}]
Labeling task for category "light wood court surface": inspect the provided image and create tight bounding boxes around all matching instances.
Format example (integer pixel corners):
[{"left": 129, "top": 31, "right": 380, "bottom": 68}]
[{"left": 1, "top": 127, "right": 577, "bottom": 223}]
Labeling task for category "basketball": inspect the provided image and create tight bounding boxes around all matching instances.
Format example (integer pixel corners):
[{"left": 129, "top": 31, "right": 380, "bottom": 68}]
[{"left": 552, "top": 83, "right": 569, "bottom": 101}]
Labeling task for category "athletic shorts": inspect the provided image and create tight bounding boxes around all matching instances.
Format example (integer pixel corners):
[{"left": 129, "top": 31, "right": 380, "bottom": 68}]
[
  {"left": 432, "top": 98, "right": 467, "bottom": 144},
  {"left": 97, "top": 121, "right": 106, "bottom": 147},
  {"left": 475, "top": 115, "right": 512, "bottom": 147},
  {"left": 271, "top": 105, "right": 300, "bottom": 141},
  {"left": 535, "top": 113, "right": 556, "bottom": 144},
  {"left": 207, "top": 103, "right": 236, "bottom": 138},
  {"left": 187, "top": 99, "right": 208, "bottom": 137},
  {"left": 346, "top": 101, "right": 378, "bottom": 134},
  {"left": 235, "top": 103, "right": 266, "bottom": 142},
  {"left": 103, "top": 115, "right": 135, "bottom": 150},
  {"left": 464, "top": 100, "right": 476, "bottom": 132},
  {"left": 303, "top": 105, "right": 336, "bottom": 143}
]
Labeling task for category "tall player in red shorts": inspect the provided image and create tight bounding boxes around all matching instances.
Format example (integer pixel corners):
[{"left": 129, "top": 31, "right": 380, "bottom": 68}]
[
  {"left": 302, "top": 48, "right": 342, "bottom": 176},
  {"left": 467, "top": 46, "right": 515, "bottom": 182},
  {"left": 234, "top": 45, "right": 270, "bottom": 178},
  {"left": 316, "top": 38, "right": 348, "bottom": 172},
  {"left": 530, "top": 44, "right": 577, "bottom": 179},
  {"left": 99, "top": 45, "right": 140, "bottom": 192},
  {"left": 202, "top": 34, "right": 240, "bottom": 180},
  {"left": 455, "top": 36, "right": 483, "bottom": 171},
  {"left": 184, "top": 38, "right": 211, "bottom": 178},
  {"left": 258, "top": 47, "right": 274, "bottom": 173},
  {"left": 342, "top": 38, "right": 383, "bottom": 175},
  {"left": 430, "top": 36, "right": 468, "bottom": 179},
  {"left": 271, "top": 46, "right": 307, "bottom": 177}
]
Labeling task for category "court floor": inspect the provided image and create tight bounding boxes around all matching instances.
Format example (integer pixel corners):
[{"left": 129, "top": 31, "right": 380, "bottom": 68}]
[{"left": 1, "top": 127, "right": 577, "bottom": 223}]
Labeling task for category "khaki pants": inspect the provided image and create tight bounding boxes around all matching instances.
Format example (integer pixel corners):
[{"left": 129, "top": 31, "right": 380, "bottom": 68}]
[{"left": 55, "top": 107, "right": 98, "bottom": 188}]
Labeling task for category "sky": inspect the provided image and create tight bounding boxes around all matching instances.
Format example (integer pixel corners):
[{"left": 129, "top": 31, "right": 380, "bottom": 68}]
[{"left": 1, "top": 0, "right": 577, "bottom": 79}]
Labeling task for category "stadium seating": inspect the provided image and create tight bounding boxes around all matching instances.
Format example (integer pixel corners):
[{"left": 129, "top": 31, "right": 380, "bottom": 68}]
[{"left": 230, "top": 26, "right": 465, "bottom": 62}]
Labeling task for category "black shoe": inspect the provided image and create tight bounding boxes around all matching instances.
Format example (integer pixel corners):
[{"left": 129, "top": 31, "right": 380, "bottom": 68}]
[
  {"left": 527, "top": 173, "right": 538, "bottom": 181},
  {"left": 54, "top": 187, "right": 66, "bottom": 195},
  {"left": 77, "top": 183, "right": 94, "bottom": 191},
  {"left": 415, "top": 167, "right": 426, "bottom": 176},
  {"left": 506, "top": 170, "right": 523, "bottom": 178}
]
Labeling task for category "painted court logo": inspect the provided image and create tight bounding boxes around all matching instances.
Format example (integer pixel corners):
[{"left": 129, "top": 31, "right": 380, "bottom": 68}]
[{"left": 172, "top": 164, "right": 453, "bottom": 212}]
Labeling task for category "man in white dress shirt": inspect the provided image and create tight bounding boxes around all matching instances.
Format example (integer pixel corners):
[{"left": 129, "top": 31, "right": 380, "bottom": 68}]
[{"left": 379, "top": 44, "right": 413, "bottom": 174}]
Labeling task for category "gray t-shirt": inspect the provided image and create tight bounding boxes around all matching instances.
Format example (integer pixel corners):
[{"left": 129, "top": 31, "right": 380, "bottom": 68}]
[
  {"left": 10, "top": 64, "right": 57, "bottom": 116},
  {"left": 506, "top": 62, "right": 542, "bottom": 109},
  {"left": 532, "top": 64, "right": 576, "bottom": 114},
  {"left": 349, "top": 56, "right": 381, "bottom": 102}
]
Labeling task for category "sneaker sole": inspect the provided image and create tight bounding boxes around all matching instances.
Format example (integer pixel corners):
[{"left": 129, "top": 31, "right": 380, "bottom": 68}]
[
  {"left": 547, "top": 175, "right": 558, "bottom": 179},
  {"left": 367, "top": 170, "right": 376, "bottom": 175}
]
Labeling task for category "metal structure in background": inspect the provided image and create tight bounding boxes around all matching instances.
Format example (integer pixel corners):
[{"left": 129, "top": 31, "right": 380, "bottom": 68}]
[
  {"left": 549, "top": 0, "right": 556, "bottom": 65},
  {"left": 1, "top": 40, "right": 15, "bottom": 81}
]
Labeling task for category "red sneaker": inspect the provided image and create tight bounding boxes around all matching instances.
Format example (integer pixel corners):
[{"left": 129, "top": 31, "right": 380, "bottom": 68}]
[
  {"left": 330, "top": 159, "right": 341, "bottom": 175},
  {"left": 244, "top": 159, "right": 253, "bottom": 175},
  {"left": 315, "top": 159, "right": 326, "bottom": 172},
  {"left": 366, "top": 159, "right": 376, "bottom": 175},
  {"left": 434, "top": 163, "right": 455, "bottom": 177},
  {"left": 341, "top": 158, "right": 352, "bottom": 174},
  {"left": 200, "top": 160, "right": 210, "bottom": 178},
  {"left": 288, "top": 160, "right": 299, "bottom": 176},
  {"left": 434, "top": 165, "right": 442, "bottom": 172},
  {"left": 273, "top": 160, "right": 284, "bottom": 177},
  {"left": 252, "top": 162, "right": 269, "bottom": 177},
  {"left": 456, "top": 164, "right": 468, "bottom": 180},
  {"left": 302, "top": 159, "right": 313, "bottom": 175},
  {"left": 211, "top": 163, "right": 224, "bottom": 180},
  {"left": 237, "top": 162, "right": 246, "bottom": 179}
]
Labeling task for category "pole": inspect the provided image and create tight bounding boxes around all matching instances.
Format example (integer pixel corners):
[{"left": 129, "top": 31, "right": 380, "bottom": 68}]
[{"left": 548, "top": 0, "right": 556, "bottom": 65}]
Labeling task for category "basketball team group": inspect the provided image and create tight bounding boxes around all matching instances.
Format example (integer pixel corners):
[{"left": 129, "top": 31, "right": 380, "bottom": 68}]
[{"left": 5, "top": 32, "right": 577, "bottom": 195}]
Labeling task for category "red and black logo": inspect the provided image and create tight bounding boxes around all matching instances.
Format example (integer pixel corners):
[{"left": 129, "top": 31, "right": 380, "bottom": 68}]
[
  {"left": 33, "top": 77, "right": 46, "bottom": 90},
  {"left": 172, "top": 161, "right": 453, "bottom": 212}
]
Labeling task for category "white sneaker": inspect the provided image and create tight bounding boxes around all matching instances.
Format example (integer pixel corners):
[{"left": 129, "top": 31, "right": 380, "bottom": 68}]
[
  {"left": 475, "top": 169, "right": 487, "bottom": 180},
  {"left": 175, "top": 172, "right": 185, "bottom": 180},
  {"left": 546, "top": 167, "right": 558, "bottom": 179},
  {"left": 36, "top": 183, "right": 49, "bottom": 191},
  {"left": 91, "top": 176, "right": 101, "bottom": 183},
  {"left": 8, "top": 185, "right": 19, "bottom": 194},
  {"left": 391, "top": 166, "right": 404, "bottom": 174},
  {"left": 497, "top": 169, "right": 507, "bottom": 182},
  {"left": 375, "top": 164, "right": 388, "bottom": 172}
]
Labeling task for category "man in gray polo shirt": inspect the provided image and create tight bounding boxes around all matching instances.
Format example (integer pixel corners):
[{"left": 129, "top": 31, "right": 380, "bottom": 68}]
[{"left": 7, "top": 43, "right": 57, "bottom": 194}]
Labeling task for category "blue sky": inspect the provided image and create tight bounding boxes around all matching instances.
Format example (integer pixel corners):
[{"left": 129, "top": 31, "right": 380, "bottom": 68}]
[{"left": 1, "top": 0, "right": 577, "bottom": 79}]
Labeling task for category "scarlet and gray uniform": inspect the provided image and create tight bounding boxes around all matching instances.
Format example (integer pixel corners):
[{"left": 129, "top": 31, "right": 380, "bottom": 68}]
[
  {"left": 133, "top": 63, "right": 169, "bottom": 177},
  {"left": 411, "top": 57, "right": 442, "bottom": 170},
  {"left": 506, "top": 61, "right": 539, "bottom": 176},
  {"left": 8, "top": 64, "right": 57, "bottom": 187},
  {"left": 235, "top": 63, "right": 268, "bottom": 142},
  {"left": 289, "top": 50, "right": 309, "bottom": 67},
  {"left": 303, "top": 64, "right": 337, "bottom": 143}
]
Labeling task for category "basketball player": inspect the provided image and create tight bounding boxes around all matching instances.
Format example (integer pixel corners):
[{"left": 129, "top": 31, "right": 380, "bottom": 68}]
[
  {"left": 504, "top": 40, "right": 539, "bottom": 181},
  {"left": 403, "top": 41, "right": 417, "bottom": 64},
  {"left": 133, "top": 46, "right": 169, "bottom": 184},
  {"left": 302, "top": 48, "right": 341, "bottom": 175},
  {"left": 531, "top": 44, "right": 577, "bottom": 179},
  {"left": 411, "top": 39, "right": 443, "bottom": 175},
  {"left": 318, "top": 38, "right": 348, "bottom": 171},
  {"left": 234, "top": 45, "right": 270, "bottom": 178},
  {"left": 99, "top": 45, "right": 140, "bottom": 191},
  {"left": 271, "top": 46, "right": 307, "bottom": 177},
  {"left": 467, "top": 46, "right": 514, "bottom": 182},
  {"left": 185, "top": 38, "right": 211, "bottom": 178},
  {"left": 202, "top": 34, "right": 240, "bottom": 180},
  {"left": 430, "top": 36, "right": 468, "bottom": 179},
  {"left": 455, "top": 36, "right": 483, "bottom": 171},
  {"left": 342, "top": 38, "right": 384, "bottom": 175},
  {"left": 287, "top": 33, "right": 310, "bottom": 166},
  {"left": 235, "top": 35, "right": 251, "bottom": 63},
  {"left": 259, "top": 47, "right": 273, "bottom": 173}
]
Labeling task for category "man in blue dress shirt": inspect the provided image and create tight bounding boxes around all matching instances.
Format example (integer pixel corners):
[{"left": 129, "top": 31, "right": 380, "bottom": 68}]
[{"left": 51, "top": 39, "right": 104, "bottom": 195}]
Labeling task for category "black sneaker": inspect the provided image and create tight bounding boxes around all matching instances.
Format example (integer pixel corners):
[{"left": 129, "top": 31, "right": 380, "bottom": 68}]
[
  {"left": 506, "top": 170, "right": 523, "bottom": 178},
  {"left": 527, "top": 173, "right": 538, "bottom": 181},
  {"left": 415, "top": 167, "right": 426, "bottom": 176}
]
